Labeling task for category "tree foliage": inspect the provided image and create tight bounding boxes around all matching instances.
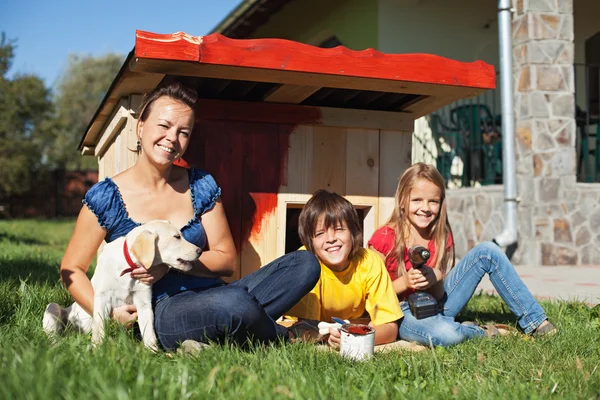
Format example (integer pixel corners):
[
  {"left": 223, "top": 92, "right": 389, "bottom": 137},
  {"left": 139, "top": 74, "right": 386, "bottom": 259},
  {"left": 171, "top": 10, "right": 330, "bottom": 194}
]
[
  {"left": 0, "top": 33, "right": 53, "bottom": 197},
  {"left": 45, "top": 53, "right": 124, "bottom": 170},
  {"left": 0, "top": 32, "right": 125, "bottom": 199}
]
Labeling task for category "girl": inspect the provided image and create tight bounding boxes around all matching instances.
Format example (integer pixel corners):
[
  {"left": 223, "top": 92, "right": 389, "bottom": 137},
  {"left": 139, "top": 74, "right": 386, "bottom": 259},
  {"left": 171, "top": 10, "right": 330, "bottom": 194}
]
[
  {"left": 368, "top": 163, "right": 556, "bottom": 347},
  {"left": 286, "top": 190, "right": 402, "bottom": 348},
  {"left": 60, "top": 81, "right": 320, "bottom": 351}
]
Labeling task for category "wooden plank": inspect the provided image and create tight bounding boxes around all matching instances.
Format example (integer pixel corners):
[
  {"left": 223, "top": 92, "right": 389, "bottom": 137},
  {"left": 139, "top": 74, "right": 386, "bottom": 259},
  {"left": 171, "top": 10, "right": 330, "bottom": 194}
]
[
  {"left": 95, "top": 101, "right": 130, "bottom": 157},
  {"left": 345, "top": 128, "right": 379, "bottom": 197},
  {"left": 312, "top": 126, "right": 346, "bottom": 195},
  {"left": 193, "top": 99, "right": 414, "bottom": 131},
  {"left": 264, "top": 84, "right": 321, "bottom": 104},
  {"left": 240, "top": 122, "right": 283, "bottom": 276},
  {"left": 201, "top": 120, "right": 244, "bottom": 281},
  {"left": 378, "top": 130, "right": 412, "bottom": 226},
  {"left": 281, "top": 124, "right": 314, "bottom": 195},
  {"left": 125, "top": 115, "right": 138, "bottom": 170}
]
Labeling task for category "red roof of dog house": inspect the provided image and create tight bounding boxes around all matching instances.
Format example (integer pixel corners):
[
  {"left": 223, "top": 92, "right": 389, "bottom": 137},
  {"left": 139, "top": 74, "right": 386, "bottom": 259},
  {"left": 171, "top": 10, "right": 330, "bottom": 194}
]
[{"left": 79, "top": 30, "right": 495, "bottom": 150}]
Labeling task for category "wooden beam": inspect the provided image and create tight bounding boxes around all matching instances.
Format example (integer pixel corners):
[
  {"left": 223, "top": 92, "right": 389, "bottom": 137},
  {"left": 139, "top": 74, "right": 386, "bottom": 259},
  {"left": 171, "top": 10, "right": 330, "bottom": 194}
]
[
  {"left": 131, "top": 58, "right": 488, "bottom": 99},
  {"left": 264, "top": 84, "right": 320, "bottom": 103},
  {"left": 196, "top": 99, "right": 414, "bottom": 132},
  {"left": 95, "top": 105, "right": 131, "bottom": 157}
]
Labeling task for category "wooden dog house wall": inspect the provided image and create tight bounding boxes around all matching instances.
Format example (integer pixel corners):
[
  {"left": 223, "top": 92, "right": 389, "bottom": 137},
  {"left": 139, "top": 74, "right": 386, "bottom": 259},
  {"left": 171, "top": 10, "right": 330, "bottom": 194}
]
[{"left": 80, "top": 31, "right": 495, "bottom": 280}]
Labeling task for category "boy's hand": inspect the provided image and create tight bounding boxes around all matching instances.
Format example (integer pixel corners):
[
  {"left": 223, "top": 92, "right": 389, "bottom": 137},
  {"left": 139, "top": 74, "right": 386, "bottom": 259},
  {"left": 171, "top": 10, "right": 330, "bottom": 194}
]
[
  {"left": 317, "top": 320, "right": 349, "bottom": 349},
  {"left": 327, "top": 327, "right": 342, "bottom": 349}
]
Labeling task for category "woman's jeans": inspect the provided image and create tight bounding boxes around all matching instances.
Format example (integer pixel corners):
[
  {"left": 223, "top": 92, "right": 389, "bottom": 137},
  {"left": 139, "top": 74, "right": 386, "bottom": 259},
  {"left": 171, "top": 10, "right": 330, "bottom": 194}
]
[
  {"left": 154, "top": 250, "right": 320, "bottom": 350},
  {"left": 399, "top": 242, "right": 547, "bottom": 347}
]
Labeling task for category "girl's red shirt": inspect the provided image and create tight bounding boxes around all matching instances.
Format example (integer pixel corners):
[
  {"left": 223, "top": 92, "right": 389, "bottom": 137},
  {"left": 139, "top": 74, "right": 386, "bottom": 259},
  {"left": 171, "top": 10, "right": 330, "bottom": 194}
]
[{"left": 368, "top": 226, "right": 453, "bottom": 298}]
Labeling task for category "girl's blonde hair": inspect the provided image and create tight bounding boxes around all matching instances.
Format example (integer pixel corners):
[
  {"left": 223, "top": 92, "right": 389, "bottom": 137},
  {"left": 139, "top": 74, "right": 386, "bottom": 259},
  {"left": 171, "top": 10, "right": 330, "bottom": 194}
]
[{"left": 387, "top": 163, "right": 455, "bottom": 277}]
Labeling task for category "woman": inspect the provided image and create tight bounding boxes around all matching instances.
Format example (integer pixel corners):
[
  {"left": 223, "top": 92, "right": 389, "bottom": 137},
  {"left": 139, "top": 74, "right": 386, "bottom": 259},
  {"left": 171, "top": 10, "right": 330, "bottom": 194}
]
[{"left": 60, "top": 81, "right": 320, "bottom": 351}]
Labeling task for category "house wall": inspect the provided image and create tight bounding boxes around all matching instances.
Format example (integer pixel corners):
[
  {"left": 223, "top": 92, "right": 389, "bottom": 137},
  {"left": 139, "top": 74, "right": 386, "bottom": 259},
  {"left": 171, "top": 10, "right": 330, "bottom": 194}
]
[
  {"left": 249, "top": 0, "right": 378, "bottom": 48},
  {"left": 378, "top": 0, "right": 499, "bottom": 67}
]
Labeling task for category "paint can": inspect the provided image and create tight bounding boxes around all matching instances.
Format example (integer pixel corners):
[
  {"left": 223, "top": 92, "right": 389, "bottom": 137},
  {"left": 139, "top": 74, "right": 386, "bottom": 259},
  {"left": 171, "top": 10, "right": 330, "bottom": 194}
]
[{"left": 339, "top": 324, "right": 375, "bottom": 361}]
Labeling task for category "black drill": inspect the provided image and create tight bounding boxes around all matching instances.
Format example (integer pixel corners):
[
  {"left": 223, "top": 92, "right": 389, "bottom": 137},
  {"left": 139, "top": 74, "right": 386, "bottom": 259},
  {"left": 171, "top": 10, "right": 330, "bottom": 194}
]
[{"left": 406, "top": 245, "right": 440, "bottom": 320}]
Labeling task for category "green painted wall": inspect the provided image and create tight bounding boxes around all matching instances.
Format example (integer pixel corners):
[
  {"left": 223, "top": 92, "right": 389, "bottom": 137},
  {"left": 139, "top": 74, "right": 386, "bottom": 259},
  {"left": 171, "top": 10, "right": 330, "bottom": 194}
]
[{"left": 249, "top": 0, "right": 378, "bottom": 50}]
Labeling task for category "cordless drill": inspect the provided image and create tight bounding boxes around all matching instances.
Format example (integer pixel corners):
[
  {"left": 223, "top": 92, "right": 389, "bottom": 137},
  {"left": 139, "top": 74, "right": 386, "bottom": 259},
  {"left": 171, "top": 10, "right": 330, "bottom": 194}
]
[{"left": 406, "top": 245, "right": 440, "bottom": 320}]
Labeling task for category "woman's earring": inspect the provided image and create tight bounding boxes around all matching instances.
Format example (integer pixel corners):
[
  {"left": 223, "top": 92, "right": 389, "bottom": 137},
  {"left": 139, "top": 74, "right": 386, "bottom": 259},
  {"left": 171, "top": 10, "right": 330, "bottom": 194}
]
[{"left": 136, "top": 139, "right": 142, "bottom": 153}]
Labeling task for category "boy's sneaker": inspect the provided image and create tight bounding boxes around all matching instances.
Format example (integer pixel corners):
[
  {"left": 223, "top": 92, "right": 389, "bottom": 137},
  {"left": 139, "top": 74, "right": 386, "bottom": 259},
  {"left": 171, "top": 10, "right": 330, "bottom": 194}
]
[{"left": 177, "top": 340, "right": 210, "bottom": 356}]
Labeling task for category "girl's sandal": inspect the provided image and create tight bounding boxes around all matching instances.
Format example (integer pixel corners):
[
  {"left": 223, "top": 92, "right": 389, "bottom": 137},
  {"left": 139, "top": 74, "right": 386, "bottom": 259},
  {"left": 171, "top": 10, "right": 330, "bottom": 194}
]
[{"left": 531, "top": 320, "right": 557, "bottom": 337}]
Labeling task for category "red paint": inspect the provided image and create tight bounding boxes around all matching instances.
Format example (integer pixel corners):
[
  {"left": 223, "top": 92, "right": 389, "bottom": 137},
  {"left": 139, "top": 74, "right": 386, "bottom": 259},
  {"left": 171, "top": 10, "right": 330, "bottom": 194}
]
[
  {"left": 346, "top": 325, "right": 373, "bottom": 335},
  {"left": 181, "top": 115, "right": 299, "bottom": 278},
  {"left": 135, "top": 30, "right": 496, "bottom": 89},
  {"left": 197, "top": 99, "right": 322, "bottom": 126},
  {"left": 248, "top": 193, "right": 278, "bottom": 238}
]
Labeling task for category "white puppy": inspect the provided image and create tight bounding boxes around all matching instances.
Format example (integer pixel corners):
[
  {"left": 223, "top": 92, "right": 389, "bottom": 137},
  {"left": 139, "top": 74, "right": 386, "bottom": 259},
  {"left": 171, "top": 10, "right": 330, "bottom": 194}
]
[{"left": 43, "top": 220, "right": 201, "bottom": 351}]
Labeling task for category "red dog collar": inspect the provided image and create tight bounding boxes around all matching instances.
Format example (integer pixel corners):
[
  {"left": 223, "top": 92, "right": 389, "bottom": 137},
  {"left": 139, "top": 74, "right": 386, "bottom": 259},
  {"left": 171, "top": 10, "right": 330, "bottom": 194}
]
[{"left": 120, "top": 239, "right": 140, "bottom": 276}]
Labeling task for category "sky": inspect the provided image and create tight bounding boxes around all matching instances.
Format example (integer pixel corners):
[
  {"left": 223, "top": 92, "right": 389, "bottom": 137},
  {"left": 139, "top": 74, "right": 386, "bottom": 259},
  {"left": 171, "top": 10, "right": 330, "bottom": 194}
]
[{"left": 1, "top": 0, "right": 241, "bottom": 87}]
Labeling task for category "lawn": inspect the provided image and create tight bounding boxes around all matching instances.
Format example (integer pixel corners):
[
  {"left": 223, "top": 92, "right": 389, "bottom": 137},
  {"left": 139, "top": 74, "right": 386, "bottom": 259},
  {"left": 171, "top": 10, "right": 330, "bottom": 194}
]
[{"left": 0, "top": 219, "right": 598, "bottom": 399}]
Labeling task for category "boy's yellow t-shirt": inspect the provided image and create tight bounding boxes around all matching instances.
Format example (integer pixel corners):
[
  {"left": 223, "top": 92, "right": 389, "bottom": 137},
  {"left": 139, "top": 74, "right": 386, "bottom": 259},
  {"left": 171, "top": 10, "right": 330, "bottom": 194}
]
[{"left": 287, "top": 247, "right": 403, "bottom": 326}]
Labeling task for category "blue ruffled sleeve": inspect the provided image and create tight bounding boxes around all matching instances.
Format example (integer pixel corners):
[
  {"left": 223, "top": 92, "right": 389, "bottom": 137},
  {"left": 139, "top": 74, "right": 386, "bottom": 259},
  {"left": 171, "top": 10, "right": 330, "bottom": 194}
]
[
  {"left": 82, "top": 178, "right": 127, "bottom": 233},
  {"left": 189, "top": 167, "right": 222, "bottom": 217}
]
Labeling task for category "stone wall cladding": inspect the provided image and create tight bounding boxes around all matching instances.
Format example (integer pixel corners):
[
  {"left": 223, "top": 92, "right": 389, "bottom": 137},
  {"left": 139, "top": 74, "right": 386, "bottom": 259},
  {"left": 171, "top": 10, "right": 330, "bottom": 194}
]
[
  {"left": 448, "top": 184, "right": 600, "bottom": 265},
  {"left": 511, "top": 0, "right": 578, "bottom": 265}
]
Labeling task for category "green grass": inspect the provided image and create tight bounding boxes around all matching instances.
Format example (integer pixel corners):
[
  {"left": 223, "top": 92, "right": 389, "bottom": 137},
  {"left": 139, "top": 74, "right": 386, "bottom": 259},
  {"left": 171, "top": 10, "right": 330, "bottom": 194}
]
[{"left": 0, "top": 219, "right": 599, "bottom": 399}]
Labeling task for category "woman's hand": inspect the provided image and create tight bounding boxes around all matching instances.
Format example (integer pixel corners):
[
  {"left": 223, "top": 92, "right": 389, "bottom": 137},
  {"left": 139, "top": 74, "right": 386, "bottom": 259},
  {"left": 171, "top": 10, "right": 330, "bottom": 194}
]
[
  {"left": 111, "top": 304, "right": 138, "bottom": 327},
  {"left": 406, "top": 267, "right": 438, "bottom": 290},
  {"left": 131, "top": 264, "right": 169, "bottom": 285}
]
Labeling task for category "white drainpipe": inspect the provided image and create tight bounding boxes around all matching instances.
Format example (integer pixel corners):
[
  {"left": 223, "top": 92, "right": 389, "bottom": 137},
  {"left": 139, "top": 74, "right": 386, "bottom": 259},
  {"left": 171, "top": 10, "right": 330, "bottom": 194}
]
[{"left": 493, "top": 0, "right": 519, "bottom": 248}]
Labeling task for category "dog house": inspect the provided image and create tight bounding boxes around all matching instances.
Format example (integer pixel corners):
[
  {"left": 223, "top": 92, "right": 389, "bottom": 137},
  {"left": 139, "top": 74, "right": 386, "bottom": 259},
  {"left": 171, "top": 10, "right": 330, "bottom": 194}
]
[{"left": 79, "top": 30, "right": 495, "bottom": 280}]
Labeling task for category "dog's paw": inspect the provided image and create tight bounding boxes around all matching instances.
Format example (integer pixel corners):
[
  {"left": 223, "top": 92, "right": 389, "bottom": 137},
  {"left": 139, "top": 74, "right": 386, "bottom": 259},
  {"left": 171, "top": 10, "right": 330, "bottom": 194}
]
[{"left": 42, "top": 303, "right": 67, "bottom": 336}]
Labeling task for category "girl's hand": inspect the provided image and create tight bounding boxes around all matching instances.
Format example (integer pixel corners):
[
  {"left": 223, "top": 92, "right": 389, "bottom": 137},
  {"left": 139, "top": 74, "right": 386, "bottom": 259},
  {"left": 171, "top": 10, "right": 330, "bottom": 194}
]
[
  {"left": 111, "top": 304, "right": 138, "bottom": 327},
  {"left": 131, "top": 264, "right": 169, "bottom": 285},
  {"left": 327, "top": 327, "right": 342, "bottom": 349},
  {"left": 407, "top": 267, "right": 438, "bottom": 290}
]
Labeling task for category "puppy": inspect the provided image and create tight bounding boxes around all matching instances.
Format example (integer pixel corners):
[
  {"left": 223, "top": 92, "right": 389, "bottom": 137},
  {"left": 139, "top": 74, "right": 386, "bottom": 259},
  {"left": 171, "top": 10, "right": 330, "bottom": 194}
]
[{"left": 43, "top": 220, "right": 201, "bottom": 351}]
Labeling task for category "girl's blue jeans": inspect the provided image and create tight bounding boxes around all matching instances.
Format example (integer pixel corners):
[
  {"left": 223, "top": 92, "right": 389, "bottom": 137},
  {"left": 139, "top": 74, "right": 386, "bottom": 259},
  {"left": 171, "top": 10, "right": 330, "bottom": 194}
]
[
  {"left": 399, "top": 242, "right": 548, "bottom": 347},
  {"left": 154, "top": 250, "right": 320, "bottom": 350}
]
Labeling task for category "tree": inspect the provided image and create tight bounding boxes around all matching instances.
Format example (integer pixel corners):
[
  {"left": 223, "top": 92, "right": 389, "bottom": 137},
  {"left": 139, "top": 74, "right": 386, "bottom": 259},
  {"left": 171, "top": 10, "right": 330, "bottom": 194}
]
[
  {"left": 0, "top": 33, "right": 53, "bottom": 197},
  {"left": 45, "top": 53, "right": 124, "bottom": 170}
]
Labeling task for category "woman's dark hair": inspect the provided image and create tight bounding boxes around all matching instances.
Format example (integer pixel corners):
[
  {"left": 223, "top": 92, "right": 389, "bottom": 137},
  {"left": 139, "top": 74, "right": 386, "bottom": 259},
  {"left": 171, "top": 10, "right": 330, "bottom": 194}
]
[
  {"left": 298, "top": 190, "right": 363, "bottom": 260},
  {"left": 138, "top": 81, "right": 198, "bottom": 123}
]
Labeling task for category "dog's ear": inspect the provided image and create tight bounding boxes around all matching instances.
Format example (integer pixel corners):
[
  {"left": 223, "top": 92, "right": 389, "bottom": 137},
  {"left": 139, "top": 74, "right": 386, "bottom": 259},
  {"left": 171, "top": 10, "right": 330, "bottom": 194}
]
[{"left": 130, "top": 230, "right": 157, "bottom": 269}]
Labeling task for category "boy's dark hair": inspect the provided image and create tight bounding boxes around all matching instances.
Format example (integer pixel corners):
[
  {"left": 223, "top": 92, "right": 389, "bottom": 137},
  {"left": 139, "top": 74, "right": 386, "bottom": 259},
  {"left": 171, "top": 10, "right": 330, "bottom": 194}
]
[{"left": 298, "top": 190, "right": 363, "bottom": 260}]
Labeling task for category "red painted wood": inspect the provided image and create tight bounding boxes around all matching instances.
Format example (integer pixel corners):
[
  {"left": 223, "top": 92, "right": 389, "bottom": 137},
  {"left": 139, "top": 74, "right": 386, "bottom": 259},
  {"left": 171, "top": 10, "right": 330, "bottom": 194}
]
[
  {"left": 135, "top": 30, "right": 496, "bottom": 89},
  {"left": 197, "top": 99, "right": 322, "bottom": 125},
  {"left": 180, "top": 117, "right": 295, "bottom": 278}
]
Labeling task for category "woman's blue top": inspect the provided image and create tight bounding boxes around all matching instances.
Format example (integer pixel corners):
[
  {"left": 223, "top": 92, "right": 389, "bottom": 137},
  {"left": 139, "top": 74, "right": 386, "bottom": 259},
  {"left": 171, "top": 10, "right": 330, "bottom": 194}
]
[{"left": 83, "top": 167, "right": 225, "bottom": 303}]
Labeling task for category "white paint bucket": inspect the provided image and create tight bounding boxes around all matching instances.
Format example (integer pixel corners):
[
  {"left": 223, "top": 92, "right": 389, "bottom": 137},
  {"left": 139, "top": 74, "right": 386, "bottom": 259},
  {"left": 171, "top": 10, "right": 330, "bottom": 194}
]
[{"left": 339, "top": 324, "right": 375, "bottom": 361}]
